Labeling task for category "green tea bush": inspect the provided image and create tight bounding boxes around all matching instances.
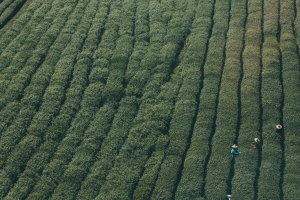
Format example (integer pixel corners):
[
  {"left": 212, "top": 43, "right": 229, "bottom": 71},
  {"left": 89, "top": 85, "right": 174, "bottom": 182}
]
[
  {"left": 101, "top": 0, "right": 135, "bottom": 103},
  {"left": 280, "top": 1, "right": 300, "bottom": 199},
  {"left": 0, "top": 0, "right": 96, "bottom": 198},
  {"left": 3, "top": 0, "right": 81, "bottom": 161},
  {"left": 257, "top": 1, "right": 283, "bottom": 198},
  {"left": 204, "top": 0, "right": 245, "bottom": 198},
  {"left": 49, "top": 104, "right": 116, "bottom": 200},
  {"left": 133, "top": 151, "right": 164, "bottom": 200},
  {"left": 0, "top": 0, "right": 73, "bottom": 112},
  {"left": 0, "top": 0, "right": 17, "bottom": 16},
  {"left": 26, "top": 1, "right": 113, "bottom": 197},
  {"left": 76, "top": 96, "right": 138, "bottom": 200},
  {"left": 133, "top": 135, "right": 169, "bottom": 200},
  {"left": 151, "top": 155, "right": 182, "bottom": 200},
  {"left": 151, "top": 0, "right": 212, "bottom": 198},
  {"left": 0, "top": 1, "right": 60, "bottom": 73},
  {"left": 0, "top": 101, "right": 20, "bottom": 134},
  {"left": 231, "top": 1, "right": 262, "bottom": 198},
  {"left": 0, "top": 1, "right": 44, "bottom": 55},
  {"left": 0, "top": 0, "right": 29, "bottom": 26},
  {"left": 125, "top": 42, "right": 149, "bottom": 82}
]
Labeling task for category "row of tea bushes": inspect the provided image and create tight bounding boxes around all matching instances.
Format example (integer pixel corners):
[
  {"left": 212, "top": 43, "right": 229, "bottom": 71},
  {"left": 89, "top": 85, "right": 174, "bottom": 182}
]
[
  {"left": 0, "top": 1, "right": 76, "bottom": 127},
  {"left": 25, "top": 0, "right": 124, "bottom": 199},
  {"left": 2, "top": 1, "right": 111, "bottom": 199},
  {"left": 231, "top": 0, "right": 262, "bottom": 198},
  {"left": 125, "top": 0, "right": 173, "bottom": 98},
  {"left": 0, "top": 0, "right": 16, "bottom": 14},
  {"left": 175, "top": 0, "right": 228, "bottom": 198},
  {"left": 0, "top": 101, "right": 20, "bottom": 134},
  {"left": 124, "top": 0, "right": 149, "bottom": 97},
  {"left": 0, "top": 1, "right": 43, "bottom": 56},
  {"left": 125, "top": 0, "right": 149, "bottom": 92},
  {"left": 0, "top": 0, "right": 95, "bottom": 198},
  {"left": 0, "top": 0, "right": 28, "bottom": 27},
  {"left": 94, "top": 1, "right": 198, "bottom": 199},
  {"left": 204, "top": 0, "right": 246, "bottom": 198},
  {"left": 0, "top": 1, "right": 53, "bottom": 71},
  {"left": 50, "top": 0, "right": 136, "bottom": 198},
  {"left": 102, "top": 0, "right": 135, "bottom": 103},
  {"left": 257, "top": 0, "right": 283, "bottom": 199},
  {"left": 0, "top": 0, "right": 79, "bottom": 169},
  {"left": 75, "top": 97, "right": 138, "bottom": 200},
  {"left": 281, "top": 0, "right": 300, "bottom": 199}
]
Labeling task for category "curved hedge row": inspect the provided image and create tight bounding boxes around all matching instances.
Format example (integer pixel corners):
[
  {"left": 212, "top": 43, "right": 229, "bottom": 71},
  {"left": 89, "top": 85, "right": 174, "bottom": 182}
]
[
  {"left": 0, "top": 1, "right": 47, "bottom": 73},
  {"left": 75, "top": 96, "right": 138, "bottom": 200},
  {"left": 0, "top": 0, "right": 93, "bottom": 198},
  {"left": 95, "top": 1, "right": 200, "bottom": 199},
  {"left": 281, "top": 0, "right": 300, "bottom": 199},
  {"left": 175, "top": 0, "right": 227, "bottom": 198},
  {"left": 0, "top": 0, "right": 68, "bottom": 114},
  {"left": 0, "top": 0, "right": 27, "bottom": 27},
  {"left": 257, "top": 0, "right": 283, "bottom": 199},
  {"left": 25, "top": 0, "right": 121, "bottom": 199},
  {"left": 0, "top": 0, "right": 299, "bottom": 199},
  {"left": 0, "top": 0, "right": 16, "bottom": 14},
  {"left": 2, "top": 1, "right": 111, "bottom": 199},
  {"left": 231, "top": 0, "right": 262, "bottom": 199},
  {"left": 204, "top": 0, "right": 246, "bottom": 198}
]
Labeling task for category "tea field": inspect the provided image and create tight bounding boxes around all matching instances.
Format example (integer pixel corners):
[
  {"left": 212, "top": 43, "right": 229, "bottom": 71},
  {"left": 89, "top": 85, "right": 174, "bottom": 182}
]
[{"left": 0, "top": 0, "right": 299, "bottom": 199}]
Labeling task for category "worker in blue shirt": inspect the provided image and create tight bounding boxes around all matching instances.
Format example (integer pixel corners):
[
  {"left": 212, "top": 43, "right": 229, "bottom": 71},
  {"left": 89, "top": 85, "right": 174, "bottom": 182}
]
[{"left": 231, "top": 144, "right": 240, "bottom": 158}]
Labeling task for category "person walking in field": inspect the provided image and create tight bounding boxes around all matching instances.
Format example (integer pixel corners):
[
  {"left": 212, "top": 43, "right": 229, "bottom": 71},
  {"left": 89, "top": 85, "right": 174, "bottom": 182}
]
[
  {"left": 231, "top": 144, "right": 240, "bottom": 158},
  {"left": 251, "top": 138, "right": 261, "bottom": 149}
]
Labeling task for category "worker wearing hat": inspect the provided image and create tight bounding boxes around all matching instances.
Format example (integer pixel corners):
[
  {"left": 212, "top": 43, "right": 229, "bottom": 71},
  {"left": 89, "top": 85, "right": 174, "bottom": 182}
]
[
  {"left": 251, "top": 138, "right": 261, "bottom": 149},
  {"left": 231, "top": 144, "right": 241, "bottom": 158}
]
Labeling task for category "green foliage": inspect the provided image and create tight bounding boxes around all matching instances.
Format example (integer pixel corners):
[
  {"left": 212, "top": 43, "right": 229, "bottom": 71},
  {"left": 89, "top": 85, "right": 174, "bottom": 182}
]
[
  {"left": 0, "top": 1, "right": 45, "bottom": 55},
  {"left": 0, "top": 102, "right": 20, "bottom": 134},
  {"left": 50, "top": 104, "right": 116, "bottom": 200},
  {"left": 0, "top": 1, "right": 59, "bottom": 108},
  {"left": 102, "top": 70, "right": 125, "bottom": 102},
  {"left": 76, "top": 96, "right": 138, "bottom": 200},
  {"left": 230, "top": 1, "right": 262, "bottom": 198},
  {"left": 0, "top": 0, "right": 299, "bottom": 199},
  {"left": 125, "top": 70, "right": 151, "bottom": 96},
  {"left": 151, "top": 155, "right": 182, "bottom": 200},
  {"left": 256, "top": 1, "right": 283, "bottom": 199},
  {"left": 280, "top": 2, "right": 300, "bottom": 199},
  {"left": 0, "top": 0, "right": 100, "bottom": 198},
  {"left": 203, "top": 0, "right": 246, "bottom": 198},
  {"left": 88, "top": 64, "right": 109, "bottom": 84}
]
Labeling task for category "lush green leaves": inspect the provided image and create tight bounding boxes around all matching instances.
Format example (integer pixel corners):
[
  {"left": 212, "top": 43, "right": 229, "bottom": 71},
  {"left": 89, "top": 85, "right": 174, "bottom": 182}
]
[{"left": 0, "top": 0, "right": 299, "bottom": 199}]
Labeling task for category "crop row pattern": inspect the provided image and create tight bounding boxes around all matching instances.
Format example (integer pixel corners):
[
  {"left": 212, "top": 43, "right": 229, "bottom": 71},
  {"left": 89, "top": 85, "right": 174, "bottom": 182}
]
[
  {"left": 231, "top": 0, "right": 262, "bottom": 199},
  {"left": 281, "top": 0, "right": 300, "bottom": 199}
]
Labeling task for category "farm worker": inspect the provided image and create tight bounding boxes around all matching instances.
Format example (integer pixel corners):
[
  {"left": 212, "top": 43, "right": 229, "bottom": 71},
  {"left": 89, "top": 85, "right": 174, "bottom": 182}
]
[
  {"left": 231, "top": 144, "right": 240, "bottom": 158},
  {"left": 251, "top": 138, "right": 261, "bottom": 149},
  {"left": 275, "top": 124, "right": 283, "bottom": 133}
]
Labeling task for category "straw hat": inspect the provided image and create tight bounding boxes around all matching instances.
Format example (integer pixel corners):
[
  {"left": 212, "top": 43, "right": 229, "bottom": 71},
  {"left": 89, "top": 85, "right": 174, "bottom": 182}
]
[
  {"left": 276, "top": 124, "right": 282, "bottom": 129},
  {"left": 254, "top": 138, "right": 260, "bottom": 142},
  {"left": 231, "top": 144, "right": 238, "bottom": 148}
]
